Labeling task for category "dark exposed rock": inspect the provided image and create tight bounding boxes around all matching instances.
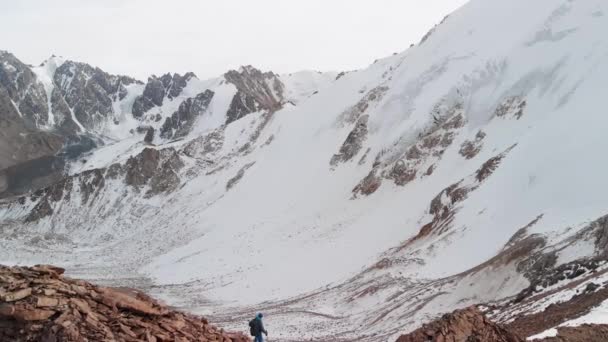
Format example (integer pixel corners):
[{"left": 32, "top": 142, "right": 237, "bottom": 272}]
[
  {"left": 459, "top": 130, "right": 486, "bottom": 159},
  {"left": 225, "top": 90, "right": 260, "bottom": 123},
  {"left": 587, "top": 214, "right": 608, "bottom": 258},
  {"left": 78, "top": 169, "right": 105, "bottom": 205},
  {"left": 20, "top": 146, "right": 185, "bottom": 222},
  {"left": 159, "top": 90, "right": 214, "bottom": 139},
  {"left": 144, "top": 126, "right": 155, "bottom": 144},
  {"left": 0, "top": 51, "right": 49, "bottom": 127},
  {"left": 419, "top": 15, "right": 450, "bottom": 45},
  {"left": 125, "top": 148, "right": 161, "bottom": 187},
  {"left": 353, "top": 107, "right": 465, "bottom": 195},
  {"left": 477, "top": 154, "right": 505, "bottom": 182},
  {"left": 147, "top": 149, "right": 185, "bottom": 196},
  {"left": 105, "top": 163, "right": 124, "bottom": 180},
  {"left": 495, "top": 96, "right": 527, "bottom": 120},
  {"left": 335, "top": 71, "right": 348, "bottom": 80},
  {"left": 52, "top": 61, "right": 139, "bottom": 132},
  {"left": 331, "top": 115, "right": 369, "bottom": 167},
  {"left": 0, "top": 53, "right": 65, "bottom": 170},
  {"left": 352, "top": 169, "right": 382, "bottom": 197},
  {"left": 24, "top": 198, "right": 54, "bottom": 223},
  {"left": 132, "top": 72, "right": 196, "bottom": 118},
  {"left": 124, "top": 147, "right": 185, "bottom": 195},
  {"left": 584, "top": 282, "right": 600, "bottom": 293},
  {"left": 387, "top": 160, "right": 417, "bottom": 186},
  {"left": 514, "top": 258, "right": 602, "bottom": 303},
  {"left": 226, "top": 162, "right": 255, "bottom": 190},
  {"left": 224, "top": 66, "right": 284, "bottom": 124}
]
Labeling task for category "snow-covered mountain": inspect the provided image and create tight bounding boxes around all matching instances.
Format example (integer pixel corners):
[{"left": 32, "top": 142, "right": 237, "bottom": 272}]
[
  {"left": 2, "top": 0, "right": 608, "bottom": 340},
  {"left": 0, "top": 52, "right": 336, "bottom": 197}
]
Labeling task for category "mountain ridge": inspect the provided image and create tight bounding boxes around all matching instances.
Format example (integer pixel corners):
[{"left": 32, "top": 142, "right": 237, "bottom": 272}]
[{"left": 2, "top": 0, "right": 608, "bottom": 340}]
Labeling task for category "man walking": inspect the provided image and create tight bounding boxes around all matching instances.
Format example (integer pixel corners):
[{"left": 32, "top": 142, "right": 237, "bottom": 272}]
[{"left": 249, "top": 313, "right": 268, "bottom": 342}]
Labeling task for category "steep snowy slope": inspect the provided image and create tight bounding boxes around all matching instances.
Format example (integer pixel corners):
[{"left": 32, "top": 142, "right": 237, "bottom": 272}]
[{"left": 1, "top": 0, "right": 608, "bottom": 341}]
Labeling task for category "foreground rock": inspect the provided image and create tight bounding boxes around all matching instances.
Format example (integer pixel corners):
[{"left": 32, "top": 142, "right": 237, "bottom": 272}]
[
  {"left": 536, "top": 324, "right": 608, "bottom": 342},
  {"left": 0, "top": 265, "right": 249, "bottom": 342},
  {"left": 396, "top": 307, "right": 523, "bottom": 342}
]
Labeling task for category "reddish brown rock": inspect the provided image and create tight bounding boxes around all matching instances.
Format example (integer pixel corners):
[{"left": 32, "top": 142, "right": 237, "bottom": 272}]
[
  {"left": 537, "top": 324, "right": 608, "bottom": 342},
  {"left": 396, "top": 306, "right": 524, "bottom": 342},
  {"left": 0, "top": 265, "right": 249, "bottom": 342}
]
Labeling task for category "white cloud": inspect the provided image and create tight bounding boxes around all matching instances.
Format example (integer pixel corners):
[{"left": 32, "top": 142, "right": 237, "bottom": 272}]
[{"left": 0, "top": 0, "right": 468, "bottom": 80}]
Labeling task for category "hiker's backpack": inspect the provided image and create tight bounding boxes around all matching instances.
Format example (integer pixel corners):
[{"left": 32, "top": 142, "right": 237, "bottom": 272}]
[{"left": 249, "top": 319, "right": 256, "bottom": 336}]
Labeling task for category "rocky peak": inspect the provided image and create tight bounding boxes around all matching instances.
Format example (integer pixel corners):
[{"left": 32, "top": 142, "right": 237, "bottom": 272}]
[
  {"left": 132, "top": 72, "right": 197, "bottom": 118},
  {"left": 224, "top": 65, "right": 285, "bottom": 124},
  {"left": 0, "top": 53, "right": 65, "bottom": 171},
  {"left": 0, "top": 264, "right": 249, "bottom": 342},
  {"left": 51, "top": 60, "right": 140, "bottom": 133},
  {"left": 0, "top": 51, "right": 49, "bottom": 127}
]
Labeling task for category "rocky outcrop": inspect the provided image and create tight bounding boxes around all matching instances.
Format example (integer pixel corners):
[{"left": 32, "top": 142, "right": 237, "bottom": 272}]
[
  {"left": 160, "top": 90, "right": 214, "bottom": 140},
  {"left": 459, "top": 130, "right": 486, "bottom": 159},
  {"left": 0, "top": 265, "right": 249, "bottom": 342},
  {"left": 505, "top": 264, "right": 608, "bottom": 339},
  {"left": 52, "top": 60, "right": 140, "bottom": 133},
  {"left": 226, "top": 162, "right": 255, "bottom": 190},
  {"left": 330, "top": 115, "right": 369, "bottom": 167},
  {"left": 132, "top": 72, "right": 196, "bottom": 118},
  {"left": 124, "top": 147, "right": 184, "bottom": 196},
  {"left": 0, "top": 52, "right": 65, "bottom": 170},
  {"left": 396, "top": 307, "right": 523, "bottom": 342},
  {"left": 352, "top": 104, "right": 467, "bottom": 197},
  {"left": 336, "top": 86, "right": 388, "bottom": 127},
  {"left": 352, "top": 170, "right": 382, "bottom": 197},
  {"left": 537, "top": 324, "right": 608, "bottom": 342},
  {"left": 224, "top": 66, "right": 284, "bottom": 124},
  {"left": 494, "top": 96, "right": 527, "bottom": 120},
  {"left": 0, "top": 51, "right": 144, "bottom": 196},
  {"left": 19, "top": 146, "right": 185, "bottom": 222}
]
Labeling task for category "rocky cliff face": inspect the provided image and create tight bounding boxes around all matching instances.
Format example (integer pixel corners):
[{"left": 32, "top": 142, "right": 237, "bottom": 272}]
[
  {"left": 51, "top": 60, "right": 140, "bottom": 133},
  {"left": 0, "top": 51, "right": 65, "bottom": 170},
  {"left": 0, "top": 264, "right": 249, "bottom": 342},
  {"left": 159, "top": 89, "right": 214, "bottom": 140},
  {"left": 224, "top": 66, "right": 284, "bottom": 123},
  {"left": 0, "top": 51, "right": 50, "bottom": 128},
  {"left": 18, "top": 146, "right": 186, "bottom": 224},
  {"left": 132, "top": 72, "right": 196, "bottom": 118},
  {"left": 0, "top": 52, "right": 299, "bottom": 197},
  {"left": 0, "top": 52, "right": 144, "bottom": 193}
]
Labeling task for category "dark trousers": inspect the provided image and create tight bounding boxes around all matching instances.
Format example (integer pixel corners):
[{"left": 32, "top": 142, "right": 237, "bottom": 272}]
[{"left": 254, "top": 334, "right": 264, "bottom": 342}]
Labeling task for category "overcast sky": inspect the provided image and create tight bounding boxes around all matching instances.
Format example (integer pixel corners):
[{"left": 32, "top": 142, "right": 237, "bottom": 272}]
[{"left": 0, "top": 0, "right": 468, "bottom": 80}]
